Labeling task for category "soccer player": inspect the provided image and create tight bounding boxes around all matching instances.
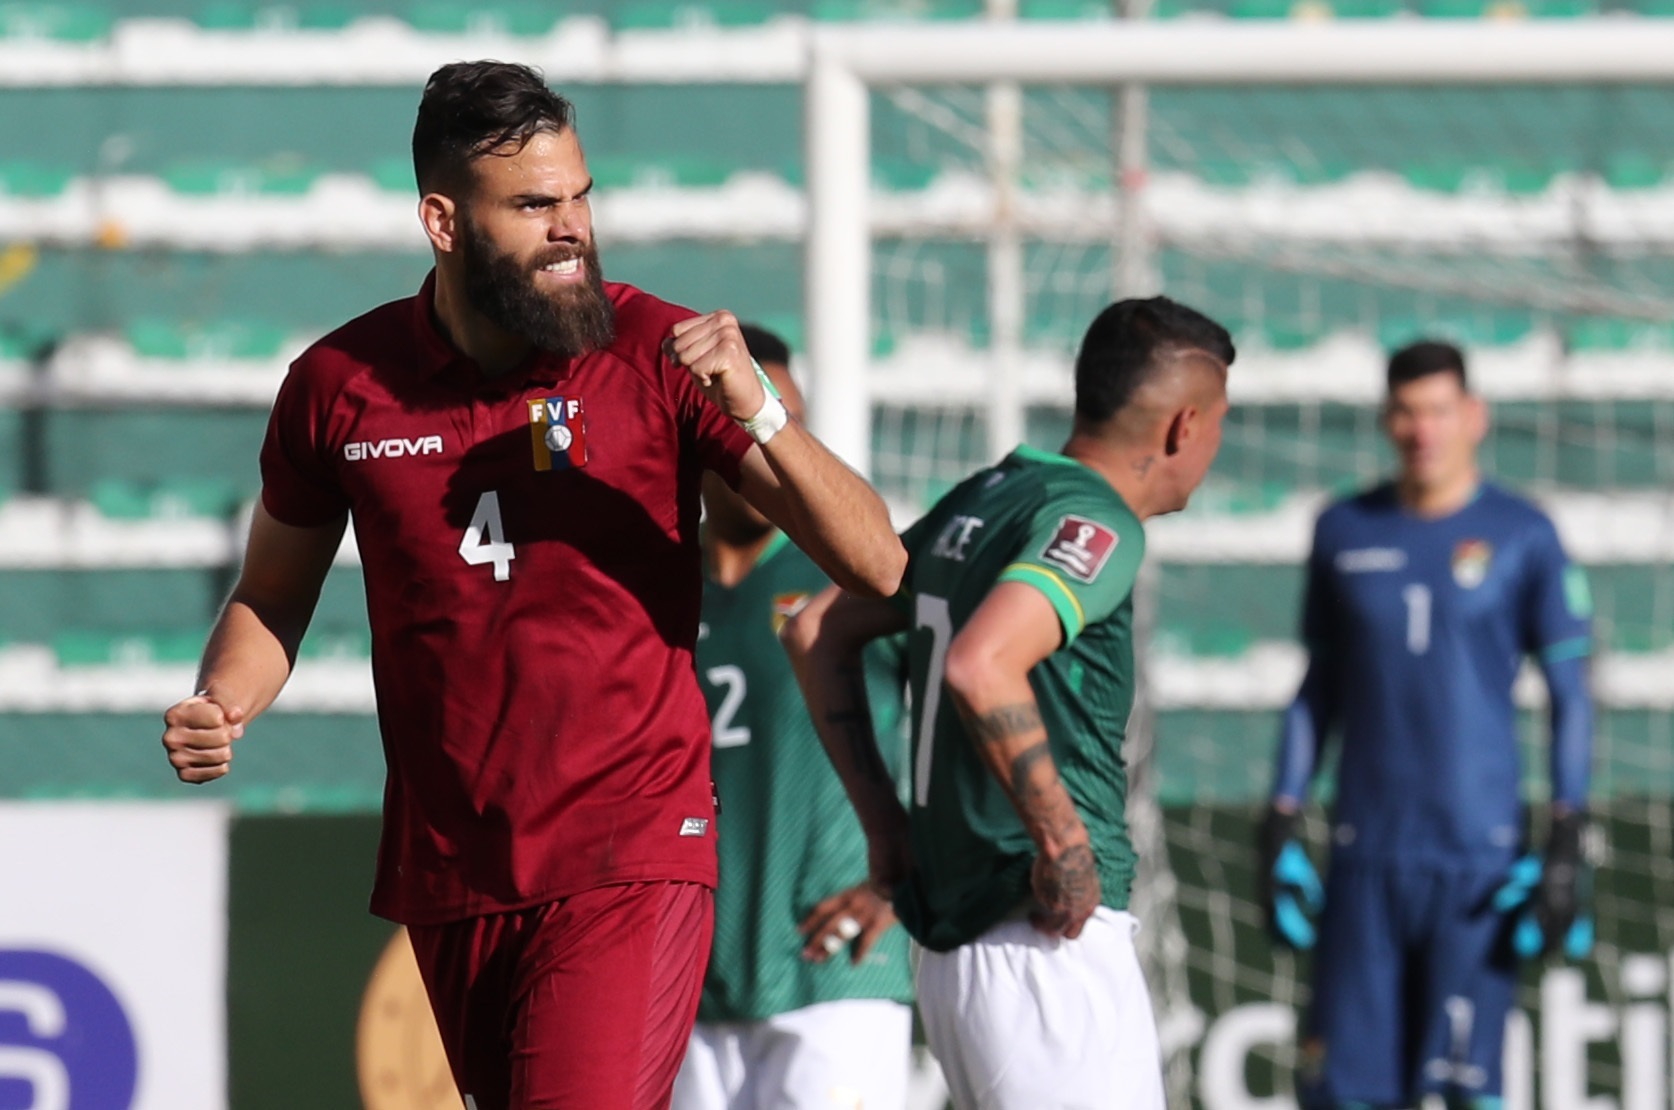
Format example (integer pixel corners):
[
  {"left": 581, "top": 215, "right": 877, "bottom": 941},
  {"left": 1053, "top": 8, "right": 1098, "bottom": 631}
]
[
  {"left": 1261, "top": 340, "right": 1594, "bottom": 1110},
  {"left": 158, "top": 62, "right": 904, "bottom": 1110},
  {"left": 673, "top": 323, "right": 918, "bottom": 1110},
  {"left": 784, "top": 297, "right": 1235, "bottom": 1109}
]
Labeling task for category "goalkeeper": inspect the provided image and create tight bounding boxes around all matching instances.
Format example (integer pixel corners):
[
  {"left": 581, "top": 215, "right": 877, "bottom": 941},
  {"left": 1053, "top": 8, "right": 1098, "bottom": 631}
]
[{"left": 1261, "top": 340, "right": 1595, "bottom": 1110}]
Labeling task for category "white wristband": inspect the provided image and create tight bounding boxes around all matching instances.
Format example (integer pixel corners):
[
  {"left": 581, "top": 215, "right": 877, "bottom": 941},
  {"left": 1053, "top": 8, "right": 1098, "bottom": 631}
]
[{"left": 740, "top": 392, "right": 789, "bottom": 444}]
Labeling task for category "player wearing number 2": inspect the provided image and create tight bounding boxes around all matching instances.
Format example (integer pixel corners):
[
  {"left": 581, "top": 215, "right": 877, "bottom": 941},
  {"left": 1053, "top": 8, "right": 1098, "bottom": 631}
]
[
  {"left": 1261, "top": 340, "right": 1594, "bottom": 1109},
  {"left": 158, "top": 62, "right": 903, "bottom": 1110},
  {"left": 785, "top": 297, "right": 1235, "bottom": 1109},
  {"left": 673, "top": 324, "right": 919, "bottom": 1110}
]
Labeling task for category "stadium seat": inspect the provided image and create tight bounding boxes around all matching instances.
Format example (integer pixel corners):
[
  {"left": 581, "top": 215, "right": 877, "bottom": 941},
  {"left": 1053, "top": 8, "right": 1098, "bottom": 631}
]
[
  {"left": 1602, "top": 152, "right": 1668, "bottom": 190},
  {"left": 0, "top": 2, "right": 111, "bottom": 41},
  {"left": 1261, "top": 320, "right": 1328, "bottom": 351},
  {"left": 369, "top": 156, "right": 415, "bottom": 193},
  {"left": 293, "top": 3, "right": 356, "bottom": 29},
  {"left": 42, "top": 408, "right": 268, "bottom": 504},
  {"left": 52, "top": 629, "right": 208, "bottom": 668},
  {"left": 1230, "top": 0, "right": 1298, "bottom": 18},
  {"left": 1400, "top": 160, "right": 1473, "bottom": 193},
  {"left": 1329, "top": 0, "right": 1406, "bottom": 17},
  {"left": 406, "top": 2, "right": 564, "bottom": 36},
  {"left": 1416, "top": 0, "right": 1489, "bottom": 16},
  {"left": 126, "top": 318, "right": 288, "bottom": 361},
  {"left": 612, "top": 0, "right": 778, "bottom": 28},
  {"left": 811, "top": 0, "right": 983, "bottom": 21},
  {"left": 1524, "top": 0, "right": 1598, "bottom": 15},
  {"left": 872, "top": 159, "right": 940, "bottom": 191},
  {"left": 89, "top": 477, "right": 242, "bottom": 521},
  {"left": 1566, "top": 317, "right": 1673, "bottom": 350},
  {"left": 161, "top": 156, "right": 322, "bottom": 196},
  {"left": 1019, "top": 0, "right": 1115, "bottom": 17},
  {"left": 0, "top": 161, "right": 74, "bottom": 198}
]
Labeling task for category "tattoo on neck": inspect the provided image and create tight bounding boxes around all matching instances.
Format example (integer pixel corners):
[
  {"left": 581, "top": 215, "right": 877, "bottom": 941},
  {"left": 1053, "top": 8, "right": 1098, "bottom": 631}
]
[{"left": 1133, "top": 455, "right": 1155, "bottom": 477}]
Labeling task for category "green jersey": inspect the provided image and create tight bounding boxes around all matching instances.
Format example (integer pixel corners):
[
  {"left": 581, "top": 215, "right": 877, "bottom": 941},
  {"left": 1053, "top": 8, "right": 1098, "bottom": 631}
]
[
  {"left": 696, "top": 531, "right": 914, "bottom": 1021},
  {"left": 894, "top": 445, "right": 1147, "bottom": 952}
]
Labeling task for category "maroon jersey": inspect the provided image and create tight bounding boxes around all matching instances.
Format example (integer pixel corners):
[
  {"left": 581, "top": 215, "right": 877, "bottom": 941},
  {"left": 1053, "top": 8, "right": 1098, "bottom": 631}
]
[{"left": 260, "top": 274, "right": 754, "bottom": 924}]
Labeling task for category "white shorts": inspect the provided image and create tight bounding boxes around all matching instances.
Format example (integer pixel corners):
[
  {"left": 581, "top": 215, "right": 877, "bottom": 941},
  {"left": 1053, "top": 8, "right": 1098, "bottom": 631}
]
[
  {"left": 914, "top": 907, "right": 1164, "bottom": 1110},
  {"left": 673, "top": 997, "right": 914, "bottom": 1110}
]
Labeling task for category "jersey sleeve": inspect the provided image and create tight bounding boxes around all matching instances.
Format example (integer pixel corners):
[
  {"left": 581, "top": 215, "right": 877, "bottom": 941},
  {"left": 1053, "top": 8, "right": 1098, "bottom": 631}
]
[
  {"left": 1521, "top": 514, "right": 1592, "bottom": 664},
  {"left": 664, "top": 341, "right": 754, "bottom": 490},
  {"left": 1273, "top": 514, "right": 1342, "bottom": 804},
  {"left": 993, "top": 495, "right": 1144, "bottom": 645},
  {"left": 259, "top": 359, "right": 350, "bottom": 527}
]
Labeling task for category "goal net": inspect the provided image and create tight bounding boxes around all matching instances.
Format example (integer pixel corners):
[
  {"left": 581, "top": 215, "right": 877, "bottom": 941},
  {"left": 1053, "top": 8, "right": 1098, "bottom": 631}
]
[{"left": 806, "top": 22, "right": 1674, "bottom": 1108}]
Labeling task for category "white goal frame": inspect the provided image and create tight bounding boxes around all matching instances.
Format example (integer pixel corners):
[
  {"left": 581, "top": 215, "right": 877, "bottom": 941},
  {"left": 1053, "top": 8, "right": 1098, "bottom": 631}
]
[{"left": 802, "top": 20, "right": 1674, "bottom": 470}]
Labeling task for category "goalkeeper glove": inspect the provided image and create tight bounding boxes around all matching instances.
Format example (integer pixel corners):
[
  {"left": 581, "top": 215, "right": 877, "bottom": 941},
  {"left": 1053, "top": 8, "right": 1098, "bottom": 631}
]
[
  {"left": 1259, "top": 807, "right": 1323, "bottom": 950},
  {"left": 1491, "top": 810, "right": 1594, "bottom": 961}
]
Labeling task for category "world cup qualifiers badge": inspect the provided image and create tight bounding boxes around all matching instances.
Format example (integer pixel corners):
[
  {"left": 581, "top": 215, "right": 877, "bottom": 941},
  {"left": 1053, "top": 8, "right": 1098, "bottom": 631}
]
[{"left": 529, "top": 396, "right": 588, "bottom": 471}]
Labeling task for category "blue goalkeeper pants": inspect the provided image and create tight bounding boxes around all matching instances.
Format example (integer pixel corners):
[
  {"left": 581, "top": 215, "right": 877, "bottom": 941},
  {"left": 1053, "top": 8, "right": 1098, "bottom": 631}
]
[{"left": 1299, "top": 859, "right": 1518, "bottom": 1108}]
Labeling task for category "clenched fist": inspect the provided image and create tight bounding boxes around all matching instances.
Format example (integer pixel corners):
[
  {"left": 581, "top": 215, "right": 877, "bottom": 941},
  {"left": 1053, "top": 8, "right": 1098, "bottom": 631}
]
[
  {"left": 667, "top": 310, "right": 768, "bottom": 422},
  {"left": 161, "top": 693, "right": 246, "bottom": 784}
]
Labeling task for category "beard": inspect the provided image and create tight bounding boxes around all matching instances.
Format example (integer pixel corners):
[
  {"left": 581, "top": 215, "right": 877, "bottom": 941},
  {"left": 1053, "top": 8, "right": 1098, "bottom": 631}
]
[{"left": 458, "top": 218, "right": 616, "bottom": 360}]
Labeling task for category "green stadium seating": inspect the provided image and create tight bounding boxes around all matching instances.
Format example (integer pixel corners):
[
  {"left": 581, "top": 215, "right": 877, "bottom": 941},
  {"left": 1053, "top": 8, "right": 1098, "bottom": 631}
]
[
  {"left": 1330, "top": 0, "right": 1405, "bottom": 17},
  {"left": 1567, "top": 317, "right": 1674, "bottom": 350},
  {"left": 42, "top": 408, "right": 268, "bottom": 502},
  {"left": 293, "top": 2, "right": 356, "bottom": 28},
  {"left": 405, "top": 1, "right": 563, "bottom": 35},
  {"left": 369, "top": 156, "right": 414, "bottom": 192},
  {"left": 1230, "top": 0, "right": 1298, "bottom": 18},
  {"left": 1019, "top": 0, "right": 1114, "bottom": 17},
  {"left": 89, "top": 476, "right": 241, "bottom": 520},
  {"left": 53, "top": 628, "right": 208, "bottom": 668},
  {"left": 612, "top": 0, "right": 778, "bottom": 28},
  {"left": 872, "top": 159, "right": 939, "bottom": 191},
  {"left": 0, "top": 161, "right": 74, "bottom": 198},
  {"left": 126, "top": 317, "right": 288, "bottom": 360},
  {"left": 188, "top": 158, "right": 310, "bottom": 195},
  {"left": 811, "top": 0, "right": 982, "bottom": 21},
  {"left": 1525, "top": 0, "right": 1597, "bottom": 15},
  {"left": 1416, "top": 0, "right": 1489, "bottom": 16},
  {"left": 0, "top": 2, "right": 111, "bottom": 41},
  {"left": 1602, "top": 152, "right": 1668, "bottom": 190}
]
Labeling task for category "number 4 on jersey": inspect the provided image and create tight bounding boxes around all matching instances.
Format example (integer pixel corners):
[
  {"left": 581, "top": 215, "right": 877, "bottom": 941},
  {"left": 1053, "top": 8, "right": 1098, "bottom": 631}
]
[{"left": 459, "top": 491, "right": 515, "bottom": 581}]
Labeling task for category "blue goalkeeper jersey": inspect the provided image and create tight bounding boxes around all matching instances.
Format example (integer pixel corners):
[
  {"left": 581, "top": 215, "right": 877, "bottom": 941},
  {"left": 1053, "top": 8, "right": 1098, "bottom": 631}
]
[{"left": 1275, "top": 482, "right": 1592, "bottom": 866}]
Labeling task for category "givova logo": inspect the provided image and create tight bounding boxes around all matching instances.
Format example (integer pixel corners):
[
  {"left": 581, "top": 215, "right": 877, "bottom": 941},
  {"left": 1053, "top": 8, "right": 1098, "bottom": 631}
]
[{"left": 0, "top": 950, "right": 137, "bottom": 1110}]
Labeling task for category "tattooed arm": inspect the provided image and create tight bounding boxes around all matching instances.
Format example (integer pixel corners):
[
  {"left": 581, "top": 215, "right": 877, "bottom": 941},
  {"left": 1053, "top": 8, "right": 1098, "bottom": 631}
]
[
  {"left": 782, "top": 585, "right": 914, "bottom": 895},
  {"left": 944, "top": 580, "right": 1100, "bottom": 939}
]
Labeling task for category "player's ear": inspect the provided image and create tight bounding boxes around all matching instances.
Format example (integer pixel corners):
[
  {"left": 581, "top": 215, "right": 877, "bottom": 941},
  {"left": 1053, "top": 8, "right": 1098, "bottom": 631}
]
[
  {"left": 419, "top": 192, "right": 459, "bottom": 254},
  {"left": 1464, "top": 391, "right": 1489, "bottom": 444},
  {"left": 1163, "top": 405, "right": 1196, "bottom": 457}
]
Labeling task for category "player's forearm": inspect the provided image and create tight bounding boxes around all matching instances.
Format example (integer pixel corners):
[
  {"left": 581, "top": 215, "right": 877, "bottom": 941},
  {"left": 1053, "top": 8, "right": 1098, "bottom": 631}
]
[
  {"left": 784, "top": 605, "right": 907, "bottom": 835},
  {"left": 1273, "top": 658, "right": 1335, "bottom": 805},
  {"left": 945, "top": 665, "right": 1088, "bottom": 857},
  {"left": 195, "top": 595, "right": 309, "bottom": 722},
  {"left": 1543, "top": 653, "right": 1594, "bottom": 811},
  {"left": 756, "top": 422, "right": 905, "bottom": 598}
]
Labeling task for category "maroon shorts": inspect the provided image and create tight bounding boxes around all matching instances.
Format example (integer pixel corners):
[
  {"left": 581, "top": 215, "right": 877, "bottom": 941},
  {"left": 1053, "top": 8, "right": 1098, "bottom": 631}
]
[{"left": 408, "top": 881, "right": 714, "bottom": 1110}]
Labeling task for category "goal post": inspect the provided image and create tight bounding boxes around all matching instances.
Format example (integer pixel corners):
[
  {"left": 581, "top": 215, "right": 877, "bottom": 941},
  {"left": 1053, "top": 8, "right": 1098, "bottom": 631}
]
[
  {"left": 804, "top": 20, "right": 1674, "bottom": 469},
  {"left": 805, "top": 21, "right": 1674, "bottom": 1107}
]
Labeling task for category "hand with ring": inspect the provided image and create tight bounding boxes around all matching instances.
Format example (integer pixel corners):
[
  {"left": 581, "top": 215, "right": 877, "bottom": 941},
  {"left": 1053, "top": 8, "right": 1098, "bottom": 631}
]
[{"left": 798, "top": 882, "right": 897, "bottom": 965}]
